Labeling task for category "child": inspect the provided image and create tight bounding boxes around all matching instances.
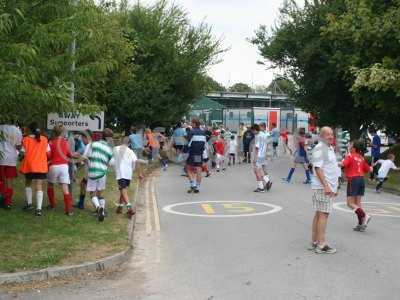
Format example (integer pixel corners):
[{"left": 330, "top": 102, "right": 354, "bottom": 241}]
[
  {"left": 375, "top": 154, "right": 398, "bottom": 193},
  {"left": 213, "top": 135, "right": 225, "bottom": 172},
  {"left": 202, "top": 138, "right": 211, "bottom": 177},
  {"left": 20, "top": 122, "right": 50, "bottom": 216},
  {"left": 110, "top": 137, "right": 147, "bottom": 219},
  {"left": 342, "top": 140, "right": 372, "bottom": 232},
  {"left": 83, "top": 128, "right": 114, "bottom": 222},
  {"left": 47, "top": 125, "right": 74, "bottom": 216},
  {"left": 228, "top": 135, "right": 237, "bottom": 166},
  {"left": 159, "top": 143, "right": 169, "bottom": 171}
]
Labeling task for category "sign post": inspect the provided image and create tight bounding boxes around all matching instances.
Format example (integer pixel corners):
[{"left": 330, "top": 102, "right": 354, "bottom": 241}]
[{"left": 47, "top": 112, "right": 105, "bottom": 132}]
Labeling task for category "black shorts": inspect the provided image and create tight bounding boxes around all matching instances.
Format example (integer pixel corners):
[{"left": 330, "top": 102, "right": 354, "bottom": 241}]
[
  {"left": 273, "top": 142, "right": 279, "bottom": 148},
  {"left": 25, "top": 173, "right": 47, "bottom": 180},
  {"left": 347, "top": 176, "right": 365, "bottom": 197},
  {"left": 174, "top": 145, "right": 184, "bottom": 151},
  {"left": 118, "top": 178, "right": 131, "bottom": 190},
  {"left": 187, "top": 154, "right": 203, "bottom": 167}
]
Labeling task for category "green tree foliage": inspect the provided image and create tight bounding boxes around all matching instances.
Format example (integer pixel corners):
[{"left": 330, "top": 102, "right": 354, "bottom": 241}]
[
  {"left": 267, "top": 77, "right": 295, "bottom": 95},
  {"left": 0, "top": 0, "right": 132, "bottom": 124},
  {"left": 252, "top": 0, "right": 379, "bottom": 137},
  {"left": 229, "top": 82, "right": 253, "bottom": 93},
  {"left": 202, "top": 75, "right": 226, "bottom": 92},
  {"left": 99, "top": 1, "right": 223, "bottom": 128},
  {"left": 322, "top": 0, "right": 400, "bottom": 133}
]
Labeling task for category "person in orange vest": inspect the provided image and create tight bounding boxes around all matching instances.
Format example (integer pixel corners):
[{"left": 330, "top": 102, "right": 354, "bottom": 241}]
[{"left": 20, "top": 122, "right": 50, "bottom": 216}]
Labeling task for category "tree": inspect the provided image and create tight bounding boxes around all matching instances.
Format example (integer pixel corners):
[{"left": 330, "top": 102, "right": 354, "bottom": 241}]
[
  {"left": 202, "top": 75, "right": 226, "bottom": 92},
  {"left": 229, "top": 82, "right": 253, "bottom": 93},
  {"left": 267, "top": 77, "right": 295, "bottom": 95},
  {"left": 0, "top": 0, "right": 132, "bottom": 124},
  {"left": 252, "top": 0, "right": 378, "bottom": 137},
  {"left": 98, "top": 1, "right": 223, "bottom": 128}
]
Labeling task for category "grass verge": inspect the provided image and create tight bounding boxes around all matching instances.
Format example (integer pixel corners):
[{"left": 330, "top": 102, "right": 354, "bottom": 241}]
[{"left": 0, "top": 166, "right": 135, "bottom": 273}]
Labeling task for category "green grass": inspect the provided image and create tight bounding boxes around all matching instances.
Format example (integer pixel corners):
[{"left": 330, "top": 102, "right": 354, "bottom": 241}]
[{"left": 0, "top": 166, "right": 134, "bottom": 273}]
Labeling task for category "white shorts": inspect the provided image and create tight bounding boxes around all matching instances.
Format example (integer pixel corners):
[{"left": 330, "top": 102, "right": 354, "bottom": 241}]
[
  {"left": 86, "top": 176, "right": 107, "bottom": 192},
  {"left": 254, "top": 157, "right": 267, "bottom": 169},
  {"left": 48, "top": 164, "right": 70, "bottom": 184}
]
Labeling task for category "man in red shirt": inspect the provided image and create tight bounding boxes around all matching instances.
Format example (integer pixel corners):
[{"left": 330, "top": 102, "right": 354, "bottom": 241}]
[
  {"left": 342, "top": 140, "right": 372, "bottom": 231},
  {"left": 47, "top": 125, "right": 74, "bottom": 215}
]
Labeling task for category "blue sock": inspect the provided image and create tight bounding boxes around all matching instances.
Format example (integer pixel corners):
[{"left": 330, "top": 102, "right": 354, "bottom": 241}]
[
  {"left": 286, "top": 168, "right": 295, "bottom": 181},
  {"left": 305, "top": 170, "right": 311, "bottom": 182}
]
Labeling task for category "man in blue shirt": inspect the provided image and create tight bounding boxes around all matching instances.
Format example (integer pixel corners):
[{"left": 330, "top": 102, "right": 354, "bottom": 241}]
[
  {"left": 172, "top": 122, "right": 187, "bottom": 161},
  {"left": 186, "top": 118, "right": 206, "bottom": 194},
  {"left": 128, "top": 127, "right": 144, "bottom": 159},
  {"left": 370, "top": 129, "right": 381, "bottom": 180},
  {"left": 271, "top": 123, "right": 280, "bottom": 159}
]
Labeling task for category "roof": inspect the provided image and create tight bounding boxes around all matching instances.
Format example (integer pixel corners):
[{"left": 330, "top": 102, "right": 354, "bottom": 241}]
[{"left": 192, "top": 96, "right": 225, "bottom": 110}]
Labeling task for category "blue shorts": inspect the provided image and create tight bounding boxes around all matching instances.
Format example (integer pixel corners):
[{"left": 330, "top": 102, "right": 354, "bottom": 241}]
[{"left": 347, "top": 176, "right": 365, "bottom": 197}]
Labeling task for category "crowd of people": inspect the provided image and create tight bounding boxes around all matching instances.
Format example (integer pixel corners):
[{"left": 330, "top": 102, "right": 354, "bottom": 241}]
[{"left": 0, "top": 119, "right": 398, "bottom": 254}]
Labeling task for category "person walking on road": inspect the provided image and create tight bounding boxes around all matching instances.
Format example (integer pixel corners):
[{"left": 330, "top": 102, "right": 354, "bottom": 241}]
[
  {"left": 270, "top": 123, "right": 280, "bottom": 159},
  {"left": 228, "top": 135, "right": 237, "bottom": 166},
  {"left": 369, "top": 129, "right": 381, "bottom": 181},
  {"left": 186, "top": 118, "right": 206, "bottom": 194},
  {"left": 282, "top": 127, "right": 311, "bottom": 184},
  {"left": 375, "top": 153, "right": 398, "bottom": 193},
  {"left": 342, "top": 140, "right": 372, "bottom": 231},
  {"left": 213, "top": 135, "right": 226, "bottom": 172},
  {"left": 252, "top": 124, "right": 272, "bottom": 193},
  {"left": 310, "top": 127, "right": 341, "bottom": 254},
  {"left": 242, "top": 127, "right": 254, "bottom": 163}
]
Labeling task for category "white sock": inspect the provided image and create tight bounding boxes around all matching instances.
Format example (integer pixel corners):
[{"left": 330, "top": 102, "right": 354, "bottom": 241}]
[
  {"left": 263, "top": 175, "right": 270, "bottom": 183},
  {"left": 25, "top": 187, "right": 33, "bottom": 205},
  {"left": 99, "top": 198, "right": 106, "bottom": 209},
  {"left": 91, "top": 196, "right": 100, "bottom": 209},
  {"left": 36, "top": 191, "right": 43, "bottom": 210},
  {"left": 258, "top": 181, "right": 264, "bottom": 189}
]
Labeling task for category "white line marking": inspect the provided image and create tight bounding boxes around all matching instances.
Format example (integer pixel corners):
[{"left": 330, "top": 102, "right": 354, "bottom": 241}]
[
  {"left": 162, "top": 201, "right": 282, "bottom": 218},
  {"left": 333, "top": 201, "right": 400, "bottom": 218},
  {"left": 145, "top": 180, "right": 152, "bottom": 234},
  {"left": 151, "top": 177, "right": 161, "bottom": 232}
]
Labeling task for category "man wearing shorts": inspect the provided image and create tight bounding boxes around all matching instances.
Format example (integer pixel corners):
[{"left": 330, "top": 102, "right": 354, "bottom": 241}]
[
  {"left": 310, "top": 127, "right": 341, "bottom": 254},
  {"left": 84, "top": 129, "right": 114, "bottom": 222},
  {"left": 252, "top": 123, "right": 272, "bottom": 193},
  {"left": 186, "top": 118, "right": 206, "bottom": 194},
  {"left": 0, "top": 124, "right": 22, "bottom": 209}
]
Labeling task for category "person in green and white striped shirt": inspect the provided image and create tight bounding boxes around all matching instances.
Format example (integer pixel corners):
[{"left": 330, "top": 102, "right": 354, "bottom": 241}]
[{"left": 83, "top": 128, "right": 114, "bottom": 222}]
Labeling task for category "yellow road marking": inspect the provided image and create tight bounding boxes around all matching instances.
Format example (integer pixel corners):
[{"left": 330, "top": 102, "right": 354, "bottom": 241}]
[
  {"left": 222, "top": 203, "right": 255, "bottom": 213},
  {"left": 201, "top": 203, "right": 215, "bottom": 214},
  {"left": 151, "top": 177, "right": 161, "bottom": 232}
]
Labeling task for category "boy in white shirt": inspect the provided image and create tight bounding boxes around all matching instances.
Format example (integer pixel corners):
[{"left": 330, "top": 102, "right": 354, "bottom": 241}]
[
  {"left": 228, "top": 135, "right": 237, "bottom": 166},
  {"left": 110, "top": 137, "right": 147, "bottom": 219},
  {"left": 375, "top": 154, "right": 398, "bottom": 193}
]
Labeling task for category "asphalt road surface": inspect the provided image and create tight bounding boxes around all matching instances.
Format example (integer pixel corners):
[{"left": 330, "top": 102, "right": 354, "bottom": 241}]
[{"left": 2, "top": 155, "right": 400, "bottom": 300}]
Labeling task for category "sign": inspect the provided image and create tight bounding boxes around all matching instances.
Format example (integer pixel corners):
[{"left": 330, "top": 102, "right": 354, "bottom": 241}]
[{"left": 47, "top": 112, "right": 104, "bottom": 132}]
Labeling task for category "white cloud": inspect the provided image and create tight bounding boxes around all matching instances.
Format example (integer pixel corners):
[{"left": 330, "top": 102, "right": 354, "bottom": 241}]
[{"left": 129, "top": 0, "right": 286, "bottom": 88}]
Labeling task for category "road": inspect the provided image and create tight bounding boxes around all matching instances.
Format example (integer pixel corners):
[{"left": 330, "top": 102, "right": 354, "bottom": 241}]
[{"left": 2, "top": 155, "right": 400, "bottom": 300}]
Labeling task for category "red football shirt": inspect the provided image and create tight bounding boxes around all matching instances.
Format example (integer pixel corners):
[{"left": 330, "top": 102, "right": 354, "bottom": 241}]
[
  {"left": 49, "top": 137, "right": 71, "bottom": 165},
  {"left": 213, "top": 140, "right": 225, "bottom": 155},
  {"left": 342, "top": 152, "right": 370, "bottom": 178}
]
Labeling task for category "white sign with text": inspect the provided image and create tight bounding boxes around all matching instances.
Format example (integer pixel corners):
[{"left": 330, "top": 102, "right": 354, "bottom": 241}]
[{"left": 47, "top": 112, "right": 104, "bottom": 132}]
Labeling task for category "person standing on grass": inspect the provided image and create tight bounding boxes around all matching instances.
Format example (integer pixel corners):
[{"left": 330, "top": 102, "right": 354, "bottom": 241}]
[
  {"left": 252, "top": 124, "right": 272, "bottom": 193},
  {"left": 282, "top": 127, "right": 311, "bottom": 184},
  {"left": 270, "top": 123, "right": 280, "bottom": 159},
  {"left": 144, "top": 128, "right": 160, "bottom": 161},
  {"left": 369, "top": 129, "right": 381, "bottom": 181},
  {"left": 186, "top": 118, "right": 206, "bottom": 194},
  {"left": 0, "top": 123, "right": 22, "bottom": 209},
  {"left": 110, "top": 137, "right": 148, "bottom": 219},
  {"left": 128, "top": 127, "right": 144, "bottom": 159},
  {"left": 228, "top": 135, "right": 237, "bottom": 166},
  {"left": 310, "top": 126, "right": 341, "bottom": 254},
  {"left": 342, "top": 140, "right": 372, "bottom": 231},
  {"left": 84, "top": 128, "right": 114, "bottom": 222},
  {"left": 375, "top": 154, "right": 398, "bottom": 193},
  {"left": 20, "top": 122, "right": 50, "bottom": 216},
  {"left": 46, "top": 125, "right": 74, "bottom": 216},
  {"left": 74, "top": 130, "right": 92, "bottom": 209}
]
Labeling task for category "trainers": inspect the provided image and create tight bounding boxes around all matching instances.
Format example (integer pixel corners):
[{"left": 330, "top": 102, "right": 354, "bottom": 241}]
[
  {"left": 66, "top": 211, "right": 74, "bottom": 217},
  {"left": 307, "top": 242, "right": 318, "bottom": 251},
  {"left": 315, "top": 245, "right": 337, "bottom": 254},
  {"left": 303, "top": 180, "right": 311, "bottom": 184},
  {"left": 23, "top": 203, "right": 34, "bottom": 211},
  {"left": 205, "top": 172, "right": 211, "bottom": 178},
  {"left": 353, "top": 224, "right": 363, "bottom": 231},
  {"left": 98, "top": 207, "right": 105, "bottom": 222},
  {"left": 187, "top": 187, "right": 194, "bottom": 194},
  {"left": 127, "top": 207, "right": 136, "bottom": 219},
  {"left": 35, "top": 209, "right": 42, "bottom": 217},
  {"left": 266, "top": 181, "right": 273, "bottom": 191},
  {"left": 281, "top": 177, "right": 290, "bottom": 183},
  {"left": 116, "top": 206, "right": 123, "bottom": 214},
  {"left": 193, "top": 188, "right": 200, "bottom": 194},
  {"left": 46, "top": 204, "right": 55, "bottom": 210},
  {"left": 362, "top": 215, "right": 372, "bottom": 229},
  {"left": 4, "top": 204, "right": 11, "bottom": 210},
  {"left": 254, "top": 188, "right": 266, "bottom": 193}
]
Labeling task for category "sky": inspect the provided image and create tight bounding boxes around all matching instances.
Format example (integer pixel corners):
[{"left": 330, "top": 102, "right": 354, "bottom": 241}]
[{"left": 134, "top": 0, "right": 286, "bottom": 89}]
